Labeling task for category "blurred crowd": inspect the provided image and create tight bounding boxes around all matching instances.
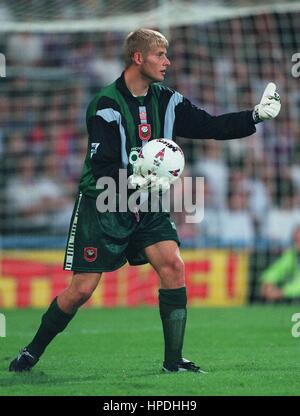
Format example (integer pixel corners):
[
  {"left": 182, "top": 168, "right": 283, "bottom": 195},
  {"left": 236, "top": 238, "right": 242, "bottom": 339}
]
[{"left": 1, "top": 10, "right": 300, "bottom": 249}]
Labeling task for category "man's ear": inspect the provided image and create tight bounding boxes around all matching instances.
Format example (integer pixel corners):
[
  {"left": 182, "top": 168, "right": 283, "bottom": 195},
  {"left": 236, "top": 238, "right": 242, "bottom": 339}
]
[{"left": 132, "top": 51, "right": 143, "bottom": 65}]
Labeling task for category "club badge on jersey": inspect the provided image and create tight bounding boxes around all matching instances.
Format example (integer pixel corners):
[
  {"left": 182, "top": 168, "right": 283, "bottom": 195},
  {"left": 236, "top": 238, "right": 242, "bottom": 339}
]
[
  {"left": 138, "top": 123, "right": 151, "bottom": 141},
  {"left": 138, "top": 106, "right": 151, "bottom": 142}
]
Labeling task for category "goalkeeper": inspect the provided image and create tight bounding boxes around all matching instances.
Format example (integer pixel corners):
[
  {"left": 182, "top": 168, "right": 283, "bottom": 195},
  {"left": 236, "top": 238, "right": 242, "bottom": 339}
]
[{"left": 9, "top": 28, "right": 281, "bottom": 373}]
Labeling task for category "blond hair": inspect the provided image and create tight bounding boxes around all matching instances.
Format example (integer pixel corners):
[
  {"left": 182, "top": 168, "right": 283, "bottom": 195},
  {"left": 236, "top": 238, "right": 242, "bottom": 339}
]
[{"left": 124, "top": 28, "right": 169, "bottom": 68}]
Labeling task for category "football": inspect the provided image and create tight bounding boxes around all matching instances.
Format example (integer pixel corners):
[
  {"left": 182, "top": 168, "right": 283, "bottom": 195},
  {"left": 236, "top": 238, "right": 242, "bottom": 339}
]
[{"left": 138, "top": 139, "right": 185, "bottom": 184}]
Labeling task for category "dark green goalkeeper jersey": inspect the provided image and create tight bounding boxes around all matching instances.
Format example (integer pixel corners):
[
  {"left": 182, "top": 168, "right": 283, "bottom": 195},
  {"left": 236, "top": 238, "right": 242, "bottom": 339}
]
[{"left": 79, "top": 72, "right": 256, "bottom": 198}]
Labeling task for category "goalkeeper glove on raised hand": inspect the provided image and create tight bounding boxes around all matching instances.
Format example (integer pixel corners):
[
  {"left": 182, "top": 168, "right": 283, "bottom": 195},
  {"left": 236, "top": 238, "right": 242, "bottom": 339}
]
[{"left": 253, "top": 82, "right": 281, "bottom": 123}]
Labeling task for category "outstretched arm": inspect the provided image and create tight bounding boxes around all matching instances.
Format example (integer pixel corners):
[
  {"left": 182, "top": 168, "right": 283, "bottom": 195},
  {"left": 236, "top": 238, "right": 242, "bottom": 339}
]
[{"left": 174, "top": 83, "right": 281, "bottom": 140}]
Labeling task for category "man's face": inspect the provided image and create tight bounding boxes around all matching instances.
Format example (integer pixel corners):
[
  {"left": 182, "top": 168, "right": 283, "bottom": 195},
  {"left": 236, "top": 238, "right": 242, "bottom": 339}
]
[{"left": 139, "top": 46, "right": 170, "bottom": 82}]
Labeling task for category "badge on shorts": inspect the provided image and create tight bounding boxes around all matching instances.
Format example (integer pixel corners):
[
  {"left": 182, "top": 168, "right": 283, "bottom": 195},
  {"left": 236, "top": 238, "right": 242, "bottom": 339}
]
[
  {"left": 84, "top": 247, "right": 97, "bottom": 262},
  {"left": 138, "top": 123, "right": 151, "bottom": 141}
]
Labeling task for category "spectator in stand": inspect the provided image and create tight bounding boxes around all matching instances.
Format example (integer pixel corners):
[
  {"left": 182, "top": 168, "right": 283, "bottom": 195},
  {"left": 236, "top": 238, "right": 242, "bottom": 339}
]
[
  {"left": 217, "top": 186, "right": 255, "bottom": 248},
  {"left": 229, "top": 164, "right": 272, "bottom": 238},
  {"left": 6, "top": 155, "right": 50, "bottom": 233},
  {"left": 194, "top": 178, "right": 220, "bottom": 246},
  {"left": 7, "top": 32, "right": 44, "bottom": 66},
  {"left": 260, "top": 225, "right": 300, "bottom": 301},
  {"left": 5, "top": 154, "right": 73, "bottom": 234},
  {"left": 1, "top": 132, "right": 28, "bottom": 192},
  {"left": 39, "top": 154, "right": 74, "bottom": 233},
  {"left": 89, "top": 33, "right": 123, "bottom": 88},
  {"left": 194, "top": 140, "right": 229, "bottom": 210},
  {"left": 264, "top": 175, "right": 300, "bottom": 247}
]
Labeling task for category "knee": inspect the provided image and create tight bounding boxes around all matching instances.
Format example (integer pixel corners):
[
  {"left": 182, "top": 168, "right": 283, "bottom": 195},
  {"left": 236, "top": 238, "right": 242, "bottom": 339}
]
[
  {"left": 69, "top": 282, "right": 96, "bottom": 306},
  {"left": 160, "top": 257, "right": 185, "bottom": 287},
  {"left": 58, "top": 274, "right": 100, "bottom": 313},
  {"left": 76, "top": 285, "right": 94, "bottom": 303},
  {"left": 172, "top": 257, "right": 185, "bottom": 277}
]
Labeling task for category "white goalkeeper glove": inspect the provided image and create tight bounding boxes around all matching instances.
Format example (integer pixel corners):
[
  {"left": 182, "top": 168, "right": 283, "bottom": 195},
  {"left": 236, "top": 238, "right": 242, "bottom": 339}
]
[
  {"left": 149, "top": 176, "right": 170, "bottom": 193},
  {"left": 128, "top": 157, "right": 149, "bottom": 189},
  {"left": 253, "top": 82, "right": 281, "bottom": 123},
  {"left": 128, "top": 160, "right": 170, "bottom": 193},
  {"left": 128, "top": 172, "right": 150, "bottom": 190},
  {"left": 128, "top": 174, "right": 170, "bottom": 193}
]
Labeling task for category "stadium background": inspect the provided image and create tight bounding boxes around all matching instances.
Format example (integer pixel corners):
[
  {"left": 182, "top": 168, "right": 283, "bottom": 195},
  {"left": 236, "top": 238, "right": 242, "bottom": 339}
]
[{"left": 0, "top": 0, "right": 300, "bottom": 308}]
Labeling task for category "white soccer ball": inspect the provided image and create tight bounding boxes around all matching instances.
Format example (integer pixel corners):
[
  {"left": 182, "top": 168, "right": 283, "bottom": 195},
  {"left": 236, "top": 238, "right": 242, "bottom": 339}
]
[{"left": 138, "top": 138, "right": 185, "bottom": 184}]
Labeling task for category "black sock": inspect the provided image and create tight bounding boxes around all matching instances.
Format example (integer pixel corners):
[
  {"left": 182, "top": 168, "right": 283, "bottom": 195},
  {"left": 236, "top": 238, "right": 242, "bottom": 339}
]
[
  {"left": 159, "top": 287, "right": 187, "bottom": 369},
  {"left": 26, "top": 297, "right": 76, "bottom": 358}
]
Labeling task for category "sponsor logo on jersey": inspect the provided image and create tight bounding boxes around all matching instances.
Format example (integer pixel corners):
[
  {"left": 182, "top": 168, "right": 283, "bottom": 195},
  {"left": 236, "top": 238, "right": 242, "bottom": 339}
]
[{"left": 129, "top": 147, "right": 142, "bottom": 165}]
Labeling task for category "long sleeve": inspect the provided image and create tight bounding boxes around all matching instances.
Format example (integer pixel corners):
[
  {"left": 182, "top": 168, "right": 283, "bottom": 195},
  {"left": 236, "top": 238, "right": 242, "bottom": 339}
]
[
  {"left": 174, "top": 98, "right": 256, "bottom": 140},
  {"left": 87, "top": 114, "right": 122, "bottom": 182}
]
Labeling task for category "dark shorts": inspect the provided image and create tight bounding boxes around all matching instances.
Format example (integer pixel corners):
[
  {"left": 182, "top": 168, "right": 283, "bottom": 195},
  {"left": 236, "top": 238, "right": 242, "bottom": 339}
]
[{"left": 63, "top": 192, "right": 180, "bottom": 272}]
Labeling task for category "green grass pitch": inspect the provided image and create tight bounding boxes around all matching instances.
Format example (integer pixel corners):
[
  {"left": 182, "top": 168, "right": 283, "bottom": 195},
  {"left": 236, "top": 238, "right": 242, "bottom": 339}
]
[{"left": 1, "top": 305, "right": 300, "bottom": 396}]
